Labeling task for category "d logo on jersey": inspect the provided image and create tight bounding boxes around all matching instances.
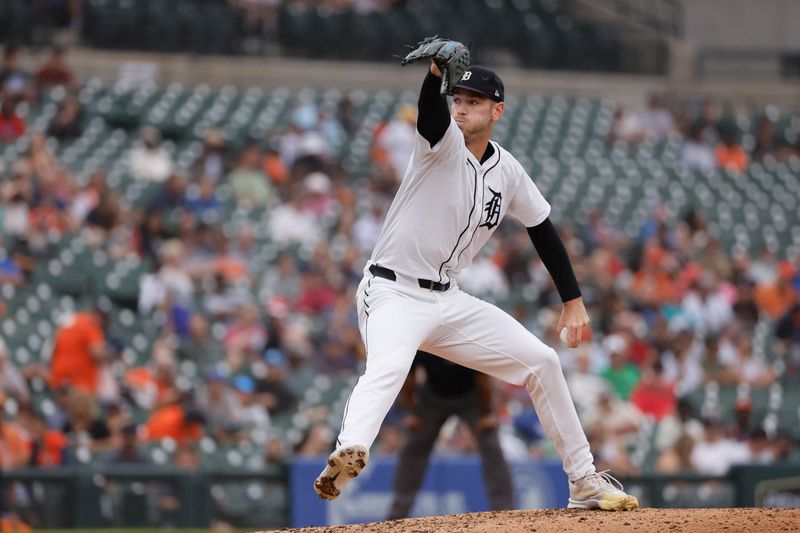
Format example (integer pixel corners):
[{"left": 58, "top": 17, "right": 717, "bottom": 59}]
[{"left": 479, "top": 186, "right": 502, "bottom": 229}]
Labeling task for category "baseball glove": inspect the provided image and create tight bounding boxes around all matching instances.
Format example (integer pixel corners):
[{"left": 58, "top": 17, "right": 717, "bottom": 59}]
[{"left": 401, "top": 35, "right": 471, "bottom": 96}]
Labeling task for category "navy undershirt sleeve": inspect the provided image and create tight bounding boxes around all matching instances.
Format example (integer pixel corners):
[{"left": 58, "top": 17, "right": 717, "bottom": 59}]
[
  {"left": 417, "top": 72, "right": 451, "bottom": 147},
  {"left": 527, "top": 218, "right": 582, "bottom": 302}
]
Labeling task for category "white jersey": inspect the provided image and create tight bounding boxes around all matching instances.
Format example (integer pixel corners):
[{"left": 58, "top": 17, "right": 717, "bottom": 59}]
[{"left": 371, "top": 117, "right": 551, "bottom": 284}]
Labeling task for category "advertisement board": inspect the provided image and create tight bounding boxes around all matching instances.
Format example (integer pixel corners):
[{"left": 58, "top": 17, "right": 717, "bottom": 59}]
[{"left": 290, "top": 456, "right": 569, "bottom": 527}]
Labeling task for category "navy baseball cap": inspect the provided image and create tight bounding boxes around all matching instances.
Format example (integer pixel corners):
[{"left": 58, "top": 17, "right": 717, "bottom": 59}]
[{"left": 453, "top": 66, "right": 504, "bottom": 103}]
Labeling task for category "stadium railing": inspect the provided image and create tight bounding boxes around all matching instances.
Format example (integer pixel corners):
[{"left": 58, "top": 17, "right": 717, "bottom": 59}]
[{"left": 0, "top": 464, "right": 289, "bottom": 530}]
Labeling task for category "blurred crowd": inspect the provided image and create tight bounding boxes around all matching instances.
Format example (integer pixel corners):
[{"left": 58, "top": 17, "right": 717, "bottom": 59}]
[{"left": 0, "top": 44, "right": 799, "bottom": 505}]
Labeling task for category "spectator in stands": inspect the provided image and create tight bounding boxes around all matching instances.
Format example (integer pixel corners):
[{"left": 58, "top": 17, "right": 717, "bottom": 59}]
[
  {"left": 230, "top": 375, "right": 270, "bottom": 434},
  {"left": 294, "top": 423, "right": 335, "bottom": 457},
  {"left": 775, "top": 303, "right": 800, "bottom": 375},
  {"left": 123, "top": 342, "right": 181, "bottom": 411},
  {"left": 458, "top": 248, "right": 510, "bottom": 300},
  {"left": 630, "top": 360, "right": 676, "bottom": 421},
  {"left": 655, "top": 398, "right": 705, "bottom": 453},
  {"left": 334, "top": 96, "right": 358, "bottom": 136},
  {"left": 35, "top": 46, "right": 76, "bottom": 93},
  {"left": 48, "top": 307, "right": 109, "bottom": 395},
  {"left": 660, "top": 329, "right": 703, "bottom": 396},
  {"left": 228, "top": 144, "right": 273, "bottom": 208},
  {"left": 700, "top": 334, "right": 738, "bottom": 386},
  {"left": 747, "top": 246, "right": 780, "bottom": 285},
  {"left": 147, "top": 172, "right": 188, "bottom": 213},
  {"left": 755, "top": 260, "right": 797, "bottom": 320},
  {"left": 138, "top": 240, "right": 194, "bottom": 315},
  {"left": 69, "top": 170, "right": 106, "bottom": 224},
  {"left": 753, "top": 116, "right": 779, "bottom": 163},
  {"left": 0, "top": 339, "right": 29, "bottom": 403},
  {"left": 106, "top": 423, "right": 148, "bottom": 464},
  {"left": 732, "top": 277, "right": 760, "bottom": 327},
  {"left": 144, "top": 402, "right": 205, "bottom": 444},
  {"left": 263, "top": 144, "right": 288, "bottom": 187},
  {"left": 352, "top": 202, "right": 385, "bottom": 252},
  {"left": 566, "top": 350, "right": 612, "bottom": 421},
  {"left": 583, "top": 391, "right": 643, "bottom": 445},
  {"left": 202, "top": 272, "right": 250, "bottom": 322},
  {"left": 317, "top": 109, "right": 346, "bottom": 156},
  {"left": 17, "top": 407, "right": 66, "bottom": 467},
  {"left": 62, "top": 388, "right": 112, "bottom": 453},
  {"left": 0, "top": 237, "right": 24, "bottom": 287},
  {"left": 681, "top": 272, "right": 734, "bottom": 334},
  {"left": 264, "top": 436, "right": 284, "bottom": 465},
  {"left": 195, "top": 129, "right": 228, "bottom": 183},
  {"left": 715, "top": 123, "right": 748, "bottom": 173},
  {"left": 223, "top": 303, "right": 268, "bottom": 366},
  {"left": 0, "top": 98, "right": 25, "bottom": 142},
  {"left": 587, "top": 427, "right": 640, "bottom": 477},
  {"left": 196, "top": 368, "right": 237, "bottom": 438},
  {"left": 303, "top": 171, "right": 336, "bottom": 218},
  {"left": 0, "top": 395, "right": 31, "bottom": 469},
  {"left": 638, "top": 94, "right": 674, "bottom": 139},
  {"left": 268, "top": 187, "right": 322, "bottom": 248},
  {"left": 680, "top": 121, "right": 716, "bottom": 171},
  {"left": 654, "top": 433, "right": 695, "bottom": 474},
  {"left": 129, "top": 127, "right": 173, "bottom": 182},
  {"left": 294, "top": 267, "right": 338, "bottom": 315},
  {"left": 372, "top": 104, "right": 417, "bottom": 183},
  {"left": 260, "top": 348, "right": 297, "bottom": 416},
  {"left": 629, "top": 245, "right": 679, "bottom": 310},
  {"left": 47, "top": 95, "right": 83, "bottom": 139},
  {"left": 723, "top": 333, "right": 776, "bottom": 388},
  {"left": 186, "top": 175, "right": 221, "bottom": 225},
  {"left": 600, "top": 335, "right": 641, "bottom": 400},
  {"left": 770, "top": 429, "right": 798, "bottom": 464},
  {"left": 0, "top": 46, "right": 30, "bottom": 101},
  {"left": 258, "top": 252, "right": 301, "bottom": 304},
  {"left": 607, "top": 105, "right": 645, "bottom": 144},
  {"left": 690, "top": 417, "right": 750, "bottom": 475}
]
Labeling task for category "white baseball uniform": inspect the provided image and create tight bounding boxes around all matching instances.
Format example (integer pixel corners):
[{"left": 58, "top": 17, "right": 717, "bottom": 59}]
[{"left": 337, "top": 115, "right": 595, "bottom": 482}]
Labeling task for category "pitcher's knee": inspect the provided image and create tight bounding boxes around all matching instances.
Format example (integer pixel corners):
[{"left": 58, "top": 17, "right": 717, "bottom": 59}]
[
  {"left": 527, "top": 346, "right": 562, "bottom": 379},
  {"left": 368, "top": 356, "right": 412, "bottom": 385}
]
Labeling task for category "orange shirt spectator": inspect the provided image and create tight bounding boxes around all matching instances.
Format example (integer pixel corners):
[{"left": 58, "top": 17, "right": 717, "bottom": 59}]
[
  {"left": 124, "top": 363, "right": 179, "bottom": 409},
  {"left": 754, "top": 261, "right": 797, "bottom": 319},
  {"left": 0, "top": 410, "right": 32, "bottom": 469},
  {"left": 630, "top": 268, "right": 677, "bottom": 307},
  {"left": 145, "top": 404, "right": 204, "bottom": 444},
  {"left": 17, "top": 407, "right": 66, "bottom": 467},
  {"left": 49, "top": 311, "right": 106, "bottom": 394},
  {"left": 33, "top": 430, "right": 67, "bottom": 467},
  {"left": 263, "top": 149, "right": 288, "bottom": 184},
  {"left": 715, "top": 142, "right": 748, "bottom": 172}
]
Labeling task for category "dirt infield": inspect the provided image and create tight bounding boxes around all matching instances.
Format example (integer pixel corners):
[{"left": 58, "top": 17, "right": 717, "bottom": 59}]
[{"left": 274, "top": 508, "right": 800, "bottom": 533}]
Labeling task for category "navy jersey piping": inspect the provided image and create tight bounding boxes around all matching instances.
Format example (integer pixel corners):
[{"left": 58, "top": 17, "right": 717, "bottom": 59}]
[
  {"left": 338, "top": 273, "right": 373, "bottom": 445},
  {"left": 437, "top": 159, "right": 479, "bottom": 284},
  {"left": 454, "top": 144, "right": 502, "bottom": 269}
]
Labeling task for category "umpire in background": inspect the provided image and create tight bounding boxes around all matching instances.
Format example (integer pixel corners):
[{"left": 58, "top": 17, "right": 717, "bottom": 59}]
[{"left": 387, "top": 351, "right": 513, "bottom": 519}]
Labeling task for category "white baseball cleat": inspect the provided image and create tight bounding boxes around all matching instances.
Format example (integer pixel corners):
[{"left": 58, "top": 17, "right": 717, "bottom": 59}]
[
  {"left": 567, "top": 470, "right": 639, "bottom": 511},
  {"left": 313, "top": 444, "right": 369, "bottom": 501}
]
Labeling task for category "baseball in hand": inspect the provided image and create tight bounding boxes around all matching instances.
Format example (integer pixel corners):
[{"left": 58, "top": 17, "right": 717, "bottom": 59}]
[{"left": 559, "top": 327, "right": 570, "bottom": 347}]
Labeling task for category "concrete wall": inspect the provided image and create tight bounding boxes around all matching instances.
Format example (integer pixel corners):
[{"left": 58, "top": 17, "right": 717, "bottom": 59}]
[{"left": 684, "top": 0, "right": 800, "bottom": 50}]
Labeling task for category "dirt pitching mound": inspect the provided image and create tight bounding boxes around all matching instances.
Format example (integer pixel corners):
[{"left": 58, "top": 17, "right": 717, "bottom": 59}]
[{"left": 275, "top": 508, "right": 800, "bottom": 533}]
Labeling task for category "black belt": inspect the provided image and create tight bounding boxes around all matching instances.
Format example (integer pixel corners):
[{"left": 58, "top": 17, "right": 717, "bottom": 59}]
[{"left": 369, "top": 264, "right": 450, "bottom": 292}]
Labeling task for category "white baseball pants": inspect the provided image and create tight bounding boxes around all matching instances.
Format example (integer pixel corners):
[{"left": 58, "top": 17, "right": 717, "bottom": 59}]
[{"left": 336, "top": 264, "right": 596, "bottom": 482}]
